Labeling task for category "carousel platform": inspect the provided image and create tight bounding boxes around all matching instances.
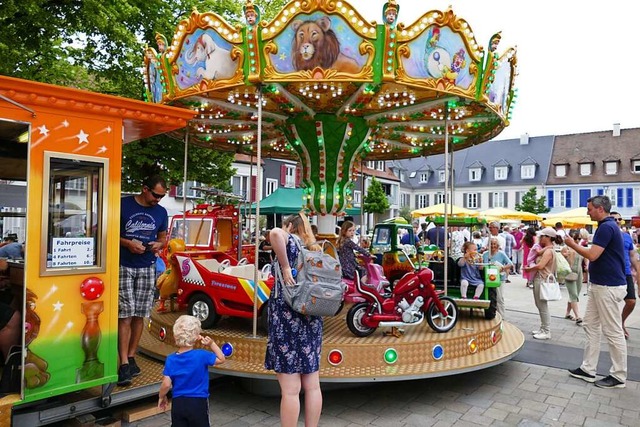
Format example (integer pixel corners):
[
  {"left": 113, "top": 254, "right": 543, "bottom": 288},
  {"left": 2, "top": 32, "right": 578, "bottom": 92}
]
[{"left": 139, "top": 305, "right": 524, "bottom": 383}]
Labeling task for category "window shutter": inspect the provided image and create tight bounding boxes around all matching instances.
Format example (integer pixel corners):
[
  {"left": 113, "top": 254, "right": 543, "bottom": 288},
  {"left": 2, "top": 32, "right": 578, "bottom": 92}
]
[
  {"left": 295, "top": 167, "right": 301, "bottom": 187},
  {"left": 597, "top": 188, "right": 604, "bottom": 196},
  {"left": 579, "top": 189, "right": 590, "bottom": 207},
  {"left": 280, "top": 164, "right": 286, "bottom": 186},
  {"left": 617, "top": 188, "right": 624, "bottom": 207},
  {"left": 477, "top": 193, "right": 482, "bottom": 209},
  {"left": 426, "top": 194, "right": 430, "bottom": 206},
  {"left": 463, "top": 193, "right": 468, "bottom": 208},
  {"left": 489, "top": 192, "right": 494, "bottom": 208},
  {"left": 415, "top": 195, "right": 419, "bottom": 208},
  {"left": 503, "top": 192, "right": 508, "bottom": 207},
  {"left": 565, "top": 190, "right": 572, "bottom": 208},
  {"left": 251, "top": 175, "right": 257, "bottom": 202},
  {"left": 547, "top": 190, "right": 554, "bottom": 208},
  {"left": 627, "top": 188, "right": 634, "bottom": 207},
  {"left": 169, "top": 184, "right": 177, "bottom": 197}
]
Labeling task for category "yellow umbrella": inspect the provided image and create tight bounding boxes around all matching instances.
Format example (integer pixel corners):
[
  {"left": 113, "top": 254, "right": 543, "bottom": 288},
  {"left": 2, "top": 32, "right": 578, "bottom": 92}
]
[
  {"left": 543, "top": 208, "right": 597, "bottom": 228},
  {"left": 479, "top": 207, "right": 542, "bottom": 221},
  {"left": 411, "top": 203, "right": 479, "bottom": 218}
]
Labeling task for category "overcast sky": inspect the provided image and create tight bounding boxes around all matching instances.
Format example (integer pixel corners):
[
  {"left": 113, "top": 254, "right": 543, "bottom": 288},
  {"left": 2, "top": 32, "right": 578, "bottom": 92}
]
[{"left": 350, "top": 0, "right": 638, "bottom": 140}]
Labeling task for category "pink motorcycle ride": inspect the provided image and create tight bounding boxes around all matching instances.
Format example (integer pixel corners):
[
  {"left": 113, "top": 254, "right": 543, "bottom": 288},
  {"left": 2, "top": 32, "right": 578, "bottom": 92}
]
[{"left": 346, "top": 252, "right": 458, "bottom": 336}]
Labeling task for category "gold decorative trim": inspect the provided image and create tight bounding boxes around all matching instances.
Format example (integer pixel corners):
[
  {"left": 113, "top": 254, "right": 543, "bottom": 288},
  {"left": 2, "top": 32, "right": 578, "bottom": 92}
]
[
  {"left": 395, "top": 68, "right": 477, "bottom": 99},
  {"left": 261, "top": 0, "right": 377, "bottom": 42},
  {"left": 263, "top": 40, "right": 375, "bottom": 81},
  {"left": 396, "top": 8, "right": 483, "bottom": 64}
]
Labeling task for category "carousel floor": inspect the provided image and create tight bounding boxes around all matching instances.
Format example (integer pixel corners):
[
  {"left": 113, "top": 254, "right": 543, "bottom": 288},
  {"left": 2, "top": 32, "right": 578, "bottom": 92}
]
[{"left": 140, "top": 305, "right": 524, "bottom": 383}]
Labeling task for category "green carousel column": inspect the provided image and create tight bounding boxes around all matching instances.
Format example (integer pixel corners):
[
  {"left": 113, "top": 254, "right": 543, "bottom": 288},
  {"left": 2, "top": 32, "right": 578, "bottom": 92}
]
[{"left": 284, "top": 114, "right": 371, "bottom": 235}]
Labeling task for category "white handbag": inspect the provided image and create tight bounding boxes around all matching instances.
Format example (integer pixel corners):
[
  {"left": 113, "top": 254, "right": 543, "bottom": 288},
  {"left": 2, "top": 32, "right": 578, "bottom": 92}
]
[{"left": 540, "top": 274, "right": 562, "bottom": 301}]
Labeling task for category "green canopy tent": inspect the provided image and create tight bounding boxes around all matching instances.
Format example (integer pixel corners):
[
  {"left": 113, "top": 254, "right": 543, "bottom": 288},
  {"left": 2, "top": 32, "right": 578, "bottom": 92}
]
[{"left": 249, "top": 187, "right": 360, "bottom": 216}]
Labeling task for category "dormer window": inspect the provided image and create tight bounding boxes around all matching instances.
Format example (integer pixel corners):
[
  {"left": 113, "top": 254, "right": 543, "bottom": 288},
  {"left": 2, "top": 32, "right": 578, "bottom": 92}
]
[
  {"left": 604, "top": 161, "right": 618, "bottom": 175},
  {"left": 438, "top": 171, "right": 445, "bottom": 183},
  {"left": 634, "top": 160, "right": 640, "bottom": 173},
  {"left": 579, "top": 163, "right": 591, "bottom": 176},
  {"left": 555, "top": 164, "right": 567, "bottom": 177},
  {"left": 494, "top": 166, "right": 507, "bottom": 181},
  {"left": 521, "top": 164, "right": 535, "bottom": 179},
  {"left": 469, "top": 168, "right": 482, "bottom": 182},
  {"left": 420, "top": 173, "right": 429, "bottom": 183}
]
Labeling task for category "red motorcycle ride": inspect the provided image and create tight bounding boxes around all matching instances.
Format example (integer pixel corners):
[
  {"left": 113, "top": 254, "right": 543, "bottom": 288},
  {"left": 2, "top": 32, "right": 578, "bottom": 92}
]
[{"left": 346, "top": 252, "right": 458, "bottom": 336}]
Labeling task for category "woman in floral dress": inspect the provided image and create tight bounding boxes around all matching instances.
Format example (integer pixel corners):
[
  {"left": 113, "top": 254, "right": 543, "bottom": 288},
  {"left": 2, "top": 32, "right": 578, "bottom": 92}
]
[{"left": 264, "top": 212, "right": 322, "bottom": 427}]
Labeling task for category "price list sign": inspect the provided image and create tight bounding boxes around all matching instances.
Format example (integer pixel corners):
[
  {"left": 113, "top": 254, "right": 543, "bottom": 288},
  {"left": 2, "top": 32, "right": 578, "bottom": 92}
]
[{"left": 52, "top": 238, "right": 95, "bottom": 267}]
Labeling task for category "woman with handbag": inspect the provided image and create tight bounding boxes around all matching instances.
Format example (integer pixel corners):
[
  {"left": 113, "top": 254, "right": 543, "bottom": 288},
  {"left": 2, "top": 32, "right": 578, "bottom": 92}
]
[
  {"left": 264, "top": 212, "right": 323, "bottom": 427},
  {"left": 523, "top": 226, "right": 558, "bottom": 340},
  {"left": 564, "top": 230, "right": 583, "bottom": 325}
]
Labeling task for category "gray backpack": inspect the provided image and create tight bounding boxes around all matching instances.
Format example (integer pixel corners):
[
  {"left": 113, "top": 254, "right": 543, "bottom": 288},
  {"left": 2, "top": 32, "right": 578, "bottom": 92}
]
[{"left": 275, "top": 237, "right": 345, "bottom": 317}]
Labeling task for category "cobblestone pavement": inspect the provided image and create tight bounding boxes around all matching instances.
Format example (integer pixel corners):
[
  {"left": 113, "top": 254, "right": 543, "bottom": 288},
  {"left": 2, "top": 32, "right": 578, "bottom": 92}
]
[{"left": 118, "top": 274, "right": 640, "bottom": 427}]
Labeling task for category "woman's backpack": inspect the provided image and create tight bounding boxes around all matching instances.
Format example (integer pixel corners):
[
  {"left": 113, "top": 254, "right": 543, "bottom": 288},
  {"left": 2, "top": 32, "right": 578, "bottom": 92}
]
[{"left": 275, "top": 238, "right": 345, "bottom": 317}]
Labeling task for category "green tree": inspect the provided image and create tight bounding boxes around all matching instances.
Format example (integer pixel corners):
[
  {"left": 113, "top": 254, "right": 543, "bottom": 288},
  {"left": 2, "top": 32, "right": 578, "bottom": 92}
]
[
  {"left": 0, "top": 0, "right": 288, "bottom": 190},
  {"left": 399, "top": 205, "right": 412, "bottom": 223},
  {"left": 515, "top": 187, "right": 550, "bottom": 214},
  {"left": 363, "top": 177, "right": 390, "bottom": 224}
]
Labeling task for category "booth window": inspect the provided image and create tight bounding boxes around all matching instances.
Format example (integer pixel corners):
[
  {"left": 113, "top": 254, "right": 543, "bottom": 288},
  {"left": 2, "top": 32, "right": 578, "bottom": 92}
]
[{"left": 41, "top": 153, "right": 107, "bottom": 275}]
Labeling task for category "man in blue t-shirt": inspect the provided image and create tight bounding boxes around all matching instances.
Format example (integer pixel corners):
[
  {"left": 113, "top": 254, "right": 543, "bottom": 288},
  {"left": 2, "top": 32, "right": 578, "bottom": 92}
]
[
  {"left": 610, "top": 212, "right": 639, "bottom": 340},
  {"left": 565, "top": 196, "right": 627, "bottom": 389},
  {"left": 118, "top": 175, "right": 168, "bottom": 386}
]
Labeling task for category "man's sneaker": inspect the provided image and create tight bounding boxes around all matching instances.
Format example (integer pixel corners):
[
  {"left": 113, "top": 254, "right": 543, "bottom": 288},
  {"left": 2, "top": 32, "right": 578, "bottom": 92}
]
[
  {"left": 568, "top": 367, "right": 596, "bottom": 383},
  {"left": 531, "top": 328, "right": 543, "bottom": 335},
  {"left": 533, "top": 331, "right": 550, "bottom": 340},
  {"left": 128, "top": 357, "right": 141, "bottom": 377},
  {"left": 595, "top": 375, "right": 625, "bottom": 389},
  {"left": 117, "top": 364, "right": 132, "bottom": 386}
]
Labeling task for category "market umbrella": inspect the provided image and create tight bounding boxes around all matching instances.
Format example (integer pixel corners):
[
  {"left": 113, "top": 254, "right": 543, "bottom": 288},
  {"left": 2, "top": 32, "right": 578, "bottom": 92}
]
[
  {"left": 479, "top": 207, "right": 542, "bottom": 221},
  {"left": 411, "top": 203, "right": 479, "bottom": 219},
  {"left": 542, "top": 207, "right": 597, "bottom": 228}
]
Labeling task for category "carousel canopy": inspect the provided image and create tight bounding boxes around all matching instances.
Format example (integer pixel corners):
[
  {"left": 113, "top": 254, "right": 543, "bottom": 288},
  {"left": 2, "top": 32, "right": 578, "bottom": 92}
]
[{"left": 143, "top": 0, "right": 518, "bottom": 215}]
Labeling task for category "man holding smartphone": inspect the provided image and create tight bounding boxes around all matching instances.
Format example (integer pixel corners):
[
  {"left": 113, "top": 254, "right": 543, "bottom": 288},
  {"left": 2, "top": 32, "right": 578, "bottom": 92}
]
[{"left": 118, "top": 175, "right": 168, "bottom": 386}]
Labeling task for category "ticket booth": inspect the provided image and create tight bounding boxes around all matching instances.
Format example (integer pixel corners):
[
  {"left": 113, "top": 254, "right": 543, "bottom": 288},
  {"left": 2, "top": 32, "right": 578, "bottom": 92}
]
[{"left": 0, "top": 76, "right": 194, "bottom": 423}]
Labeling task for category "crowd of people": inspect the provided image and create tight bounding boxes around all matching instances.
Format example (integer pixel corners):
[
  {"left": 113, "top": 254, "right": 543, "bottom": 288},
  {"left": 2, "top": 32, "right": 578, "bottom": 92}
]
[{"left": 111, "top": 176, "right": 636, "bottom": 425}]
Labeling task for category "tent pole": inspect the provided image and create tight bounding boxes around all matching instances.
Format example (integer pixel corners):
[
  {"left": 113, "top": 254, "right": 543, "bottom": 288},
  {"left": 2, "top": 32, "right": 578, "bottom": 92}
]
[
  {"left": 252, "top": 86, "right": 263, "bottom": 338},
  {"left": 443, "top": 101, "right": 449, "bottom": 296},
  {"left": 181, "top": 126, "right": 190, "bottom": 239}
]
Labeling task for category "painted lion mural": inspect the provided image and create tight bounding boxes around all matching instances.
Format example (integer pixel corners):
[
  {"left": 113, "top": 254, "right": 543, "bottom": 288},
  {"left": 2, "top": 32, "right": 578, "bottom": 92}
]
[{"left": 291, "top": 16, "right": 360, "bottom": 73}]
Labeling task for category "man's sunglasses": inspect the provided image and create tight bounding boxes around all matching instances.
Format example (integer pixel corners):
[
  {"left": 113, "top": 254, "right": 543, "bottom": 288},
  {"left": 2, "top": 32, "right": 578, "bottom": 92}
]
[{"left": 145, "top": 186, "right": 165, "bottom": 199}]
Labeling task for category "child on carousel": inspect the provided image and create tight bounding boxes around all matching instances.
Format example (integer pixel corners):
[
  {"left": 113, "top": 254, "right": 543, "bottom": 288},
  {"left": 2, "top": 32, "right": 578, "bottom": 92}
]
[{"left": 457, "top": 241, "right": 485, "bottom": 299}]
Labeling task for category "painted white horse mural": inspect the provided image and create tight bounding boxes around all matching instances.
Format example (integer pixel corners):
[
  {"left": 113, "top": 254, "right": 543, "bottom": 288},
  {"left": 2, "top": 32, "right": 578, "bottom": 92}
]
[{"left": 185, "top": 33, "right": 238, "bottom": 80}]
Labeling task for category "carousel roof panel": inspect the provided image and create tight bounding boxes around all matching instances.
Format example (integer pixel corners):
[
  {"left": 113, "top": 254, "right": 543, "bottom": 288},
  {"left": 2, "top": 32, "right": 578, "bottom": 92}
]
[{"left": 144, "top": 0, "right": 518, "bottom": 162}]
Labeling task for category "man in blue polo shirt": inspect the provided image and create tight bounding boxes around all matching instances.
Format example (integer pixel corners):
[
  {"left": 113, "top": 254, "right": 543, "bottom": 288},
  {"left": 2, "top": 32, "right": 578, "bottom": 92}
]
[
  {"left": 565, "top": 196, "right": 627, "bottom": 389},
  {"left": 118, "top": 175, "right": 168, "bottom": 386}
]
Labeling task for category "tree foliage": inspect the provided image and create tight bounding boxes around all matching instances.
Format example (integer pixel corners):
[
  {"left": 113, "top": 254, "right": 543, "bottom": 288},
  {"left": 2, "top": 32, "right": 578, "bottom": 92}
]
[
  {"left": 399, "top": 205, "right": 412, "bottom": 223},
  {"left": 515, "top": 187, "right": 550, "bottom": 214},
  {"left": 0, "top": 0, "right": 287, "bottom": 191},
  {"left": 363, "top": 177, "right": 390, "bottom": 219}
]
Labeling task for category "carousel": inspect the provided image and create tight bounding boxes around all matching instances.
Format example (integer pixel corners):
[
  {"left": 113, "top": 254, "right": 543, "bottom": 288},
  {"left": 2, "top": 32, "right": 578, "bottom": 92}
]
[{"left": 139, "top": 0, "right": 524, "bottom": 383}]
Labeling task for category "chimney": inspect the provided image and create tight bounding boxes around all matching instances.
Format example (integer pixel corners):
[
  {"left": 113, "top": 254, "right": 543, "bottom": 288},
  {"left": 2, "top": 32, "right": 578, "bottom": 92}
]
[
  {"left": 519, "top": 133, "right": 529, "bottom": 145},
  {"left": 613, "top": 123, "right": 621, "bottom": 137}
]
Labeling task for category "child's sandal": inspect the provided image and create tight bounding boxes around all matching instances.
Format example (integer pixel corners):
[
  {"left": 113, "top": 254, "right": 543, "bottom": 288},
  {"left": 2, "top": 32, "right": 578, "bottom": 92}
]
[
  {"left": 565, "top": 314, "right": 575, "bottom": 321},
  {"left": 575, "top": 318, "right": 583, "bottom": 325}
]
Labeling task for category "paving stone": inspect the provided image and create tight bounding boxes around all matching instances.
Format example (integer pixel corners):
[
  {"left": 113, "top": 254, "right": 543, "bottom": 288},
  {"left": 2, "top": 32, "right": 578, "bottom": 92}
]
[
  {"left": 403, "top": 413, "right": 438, "bottom": 426},
  {"left": 490, "top": 401, "right": 521, "bottom": 414},
  {"left": 563, "top": 402, "right": 598, "bottom": 418},
  {"left": 434, "top": 409, "right": 463, "bottom": 423},
  {"left": 584, "top": 416, "right": 626, "bottom": 427},
  {"left": 544, "top": 395, "right": 570, "bottom": 407},
  {"left": 558, "top": 411, "right": 586, "bottom": 425},
  {"left": 482, "top": 407, "right": 509, "bottom": 421}
]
